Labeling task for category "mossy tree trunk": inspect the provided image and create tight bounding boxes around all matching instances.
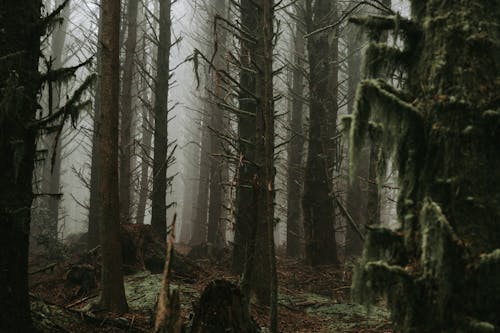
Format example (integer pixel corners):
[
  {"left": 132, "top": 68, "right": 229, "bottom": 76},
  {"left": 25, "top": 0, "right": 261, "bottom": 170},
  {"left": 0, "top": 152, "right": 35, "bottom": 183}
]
[
  {"left": 349, "top": 1, "right": 500, "bottom": 331},
  {"left": 302, "top": 0, "right": 340, "bottom": 266},
  {"left": 0, "top": 2, "right": 42, "bottom": 331},
  {"left": 344, "top": 10, "right": 366, "bottom": 256}
]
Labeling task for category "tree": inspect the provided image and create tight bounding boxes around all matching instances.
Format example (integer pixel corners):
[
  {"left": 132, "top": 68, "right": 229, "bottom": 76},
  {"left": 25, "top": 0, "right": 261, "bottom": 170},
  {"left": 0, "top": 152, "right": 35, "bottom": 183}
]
[
  {"left": 97, "top": 0, "right": 128, "bottom": 312},
  {"left": 302, "top": 0, "right": 340, "bottom": 266},
  {"left": 151, "top": 0, "right": 172, "bottom": 243},
  {"left": 88, "top": 3, "right": 104, "bottom": 249},
  {"left": 207, "top": 0, "right": 228, "bottom": 247},
  {"left": 231, "top": 0, "right": 259, "bottom": 274},
  {"left": 344, "top": 2, "right": 367, "bottom": 257},
  {"left": 0, "top": 2, "right": 42, "bottom": 331},
  {"left": 39, "top": 0, "right": 71, "bottom": 243},
  {"left": 286, "top": 2, "right": 306, "bottom": 258},
  {"left": 349, "top": 1, "right": 500, "bottom": 331},
  {"left": 119, "top": 0, "right": 140, "bottom": 224}
]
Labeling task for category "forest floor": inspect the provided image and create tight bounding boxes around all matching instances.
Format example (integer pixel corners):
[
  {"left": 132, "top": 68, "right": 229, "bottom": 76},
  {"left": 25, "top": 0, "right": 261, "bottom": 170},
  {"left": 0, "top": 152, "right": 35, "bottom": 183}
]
[{"left": 29, "top": 243, "right": 392, "bottom": 333}]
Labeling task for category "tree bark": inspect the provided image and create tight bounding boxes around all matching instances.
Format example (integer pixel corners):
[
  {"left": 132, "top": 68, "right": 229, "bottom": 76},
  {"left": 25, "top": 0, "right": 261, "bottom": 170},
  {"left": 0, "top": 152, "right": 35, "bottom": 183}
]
[
  {"left": 231, "top": 0, "right": 258, "bottom": 275},
  {"left": 190, "top": 121, "right": 210, "bottom": 245},
  {"left": 286, "top": 5, "right": 305, "bottom": 258},
  {"left": 151, "top": 0, "right": 172, "bottom": 243},
  {"left": 88, "top": 3, "right": 104, "bottom": 250},
  {"left": 344, "top": 6, "right": 366, "bottom": 257},
  {"left": 0, "top": 2, "right": 41, "bottom": 331},
  {"left": 119, "top": 0, "right": 139, "bottom": 225},
  {"left": 302, "top": 0, "right": 339, "bottom": 266},
  {"left": 207, "top": 0, "right": 228, "bottom": 247},
  {"left": 97, "top": 0, "right": 128, "bottom": 312}
]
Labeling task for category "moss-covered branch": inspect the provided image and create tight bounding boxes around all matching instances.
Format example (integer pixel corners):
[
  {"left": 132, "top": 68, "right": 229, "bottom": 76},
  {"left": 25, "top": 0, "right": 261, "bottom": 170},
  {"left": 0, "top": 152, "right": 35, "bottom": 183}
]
[
  {"left": 349, "top": 14, "right": 419, "bottom": 38},
  {"left": 349, "top": 79, "right": 423, "bottom": 188}
]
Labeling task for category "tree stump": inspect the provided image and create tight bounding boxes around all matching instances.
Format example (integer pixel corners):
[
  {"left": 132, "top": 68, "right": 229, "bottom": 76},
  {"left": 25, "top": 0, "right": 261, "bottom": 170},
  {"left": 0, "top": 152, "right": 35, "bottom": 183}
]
[{"left": 189, "top": 280, "right": 259, "bottom": 333}]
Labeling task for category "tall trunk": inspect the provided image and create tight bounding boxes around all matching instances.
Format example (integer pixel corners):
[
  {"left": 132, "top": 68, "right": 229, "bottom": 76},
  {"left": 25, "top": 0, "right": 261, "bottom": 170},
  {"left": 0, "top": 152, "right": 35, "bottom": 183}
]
[
  {"left": 88, "top": 4, "right": 104, "bottom": 250},
  {"left": 286, "top": 6, "right": 305, "bottom": 258},
  {"left": 365, "top": 0, "right": 391, "bottom": 228},
  {"left": 0, "top": 2, "right": 41, "bottom": 331},
  {"left": 136, "top": 105, "right": 152, "bottom": 225},
  {"left": 256, "top": 0, "right": 277, "bottom": 323},
  {"left": 237, "top": 0, "right": 277, "bottom": 325},
  {"left": 150, "top": 0, "right": 172, "bottom": 243},
  {"left": 40, "top": 0, "right": 70, "bottom": 241},
  {"left": 207, "top": 0, "right": 228, "bottom": 247},
  {"left": 119, "top": 0, "right": 139, "bottom": 224},
  {"left": 231, "top": 0, "right": 258, "bottom": 275},
  {"left": 97, "top": 0, "right": 128, "bottom": 312},
  {"left": 136, "top": 0, "right": 155, "bottom": 225},
  {"left": 302, "top": 0, "right": 339, "bottom": 266},
  {"left": 351, "top": 1, "right": 500, "bottom": 331},
  {"left": 344, "top": 6, "right": 366, "bottom": 257},
  {"left": 190, "top": 120, "right": 210, "bottom": 245}
]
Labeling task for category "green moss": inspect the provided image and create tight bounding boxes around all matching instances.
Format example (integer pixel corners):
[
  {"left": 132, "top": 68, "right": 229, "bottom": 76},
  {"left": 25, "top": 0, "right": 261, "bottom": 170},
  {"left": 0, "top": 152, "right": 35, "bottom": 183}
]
[{"left": 362, "top": 43, "right": 409, "bottom": 78}]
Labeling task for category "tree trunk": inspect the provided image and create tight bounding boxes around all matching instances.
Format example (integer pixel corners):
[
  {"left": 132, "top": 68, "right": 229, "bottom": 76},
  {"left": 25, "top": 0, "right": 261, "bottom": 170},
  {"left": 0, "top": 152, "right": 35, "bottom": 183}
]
[
  {"left": 151, "top": 0, "right": 172, "bottom": 243},
  {"left": 0, "top": 2, "right": 41, "bottom": 331},
  {"left": 88, "top": 3, "right": 104, "bottom": 250},
  {"left": 119, "top": 0, "right": 139, "bottom": 225},
  {"left": 97, "top": 0, "right": 128, "bottom": 312},
  {"left": 302, "top": 0, "right": 339, "bottom": 266},
  {"left": 350, "top": 1, "right": 500, "bottom": 331},
  {"left": 286, "top": 5, "right": 305, "bottom": 258},
  {"left": 190, "top": 122, "right": 210, "bottom": 245},
  {"left": 207, "top": 0, "right": 228, "bottom": 247},
  {"left": 231, "top": 0, "right": 258, "bottom": 275},
  {"left": 40, "top": 0, "right": 70, "bottom": 242},
  {"left": 344, "top": 8, "right": 366, "bottom": 257}
]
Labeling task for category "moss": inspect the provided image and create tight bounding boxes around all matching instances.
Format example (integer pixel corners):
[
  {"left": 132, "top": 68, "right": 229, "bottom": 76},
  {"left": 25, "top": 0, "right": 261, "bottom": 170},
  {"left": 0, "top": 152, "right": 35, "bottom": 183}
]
[
  {"left": 362, "top": 43, "right": 409, "bottom": 78},
  {"left": 349, "top": 79, "right": 424, "bottom": 202},
  {"left": 465, "top": 319, "right": 495, "bottom": 333}
]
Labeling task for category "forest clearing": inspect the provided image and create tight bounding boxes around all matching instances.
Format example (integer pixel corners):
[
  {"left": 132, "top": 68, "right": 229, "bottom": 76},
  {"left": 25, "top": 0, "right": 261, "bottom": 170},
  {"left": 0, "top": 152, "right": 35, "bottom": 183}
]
[{"left": 1, "top": 0, "right": 499, "bottom": 332}]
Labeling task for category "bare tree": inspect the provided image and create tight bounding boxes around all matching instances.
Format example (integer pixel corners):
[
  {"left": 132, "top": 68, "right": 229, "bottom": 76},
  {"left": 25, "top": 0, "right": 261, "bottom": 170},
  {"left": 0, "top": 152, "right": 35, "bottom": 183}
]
[
  {"left": 151, "top": 0, "right": 172, "bottom": 242},
  {"left": 97, "top": 0, "right": 128, "bottom": 312},
  {"left": 119, "top": 0, "right": 140, "bottom": 224}
]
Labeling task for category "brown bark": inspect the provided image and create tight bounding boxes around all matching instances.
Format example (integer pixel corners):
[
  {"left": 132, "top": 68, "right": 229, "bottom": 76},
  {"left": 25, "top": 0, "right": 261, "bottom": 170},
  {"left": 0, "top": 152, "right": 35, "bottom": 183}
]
[
  {"left": 119, "top": 0, "right": 139, "bottom": 224},
  {"left": 97, "top": 0, "right": 128, "bottom": 312},
  {"left": 0, "top": 2, "right": 41, "bottom": 331}
]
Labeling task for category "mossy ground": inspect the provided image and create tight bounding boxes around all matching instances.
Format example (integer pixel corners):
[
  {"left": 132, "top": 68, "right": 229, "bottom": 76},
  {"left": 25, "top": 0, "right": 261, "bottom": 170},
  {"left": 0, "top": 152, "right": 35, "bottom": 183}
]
[{"left": 29, "top": 249, "right": 391, "bottom": 332}]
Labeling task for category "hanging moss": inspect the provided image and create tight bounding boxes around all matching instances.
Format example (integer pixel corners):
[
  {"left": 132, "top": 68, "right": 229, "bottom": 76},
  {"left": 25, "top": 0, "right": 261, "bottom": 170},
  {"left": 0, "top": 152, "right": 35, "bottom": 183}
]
[
  {"left": 349, "top": 78, "right": 424, "bottom": 199},
  {"left": 362, "top": 43, "right": 409, "bottom": 78}
]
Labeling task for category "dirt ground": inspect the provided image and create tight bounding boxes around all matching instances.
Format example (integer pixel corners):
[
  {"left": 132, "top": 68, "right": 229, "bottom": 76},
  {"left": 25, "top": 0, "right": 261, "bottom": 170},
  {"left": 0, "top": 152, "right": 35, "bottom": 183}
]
[{"left": 29, "top": 243, "right": 392, "bottom": 333}]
